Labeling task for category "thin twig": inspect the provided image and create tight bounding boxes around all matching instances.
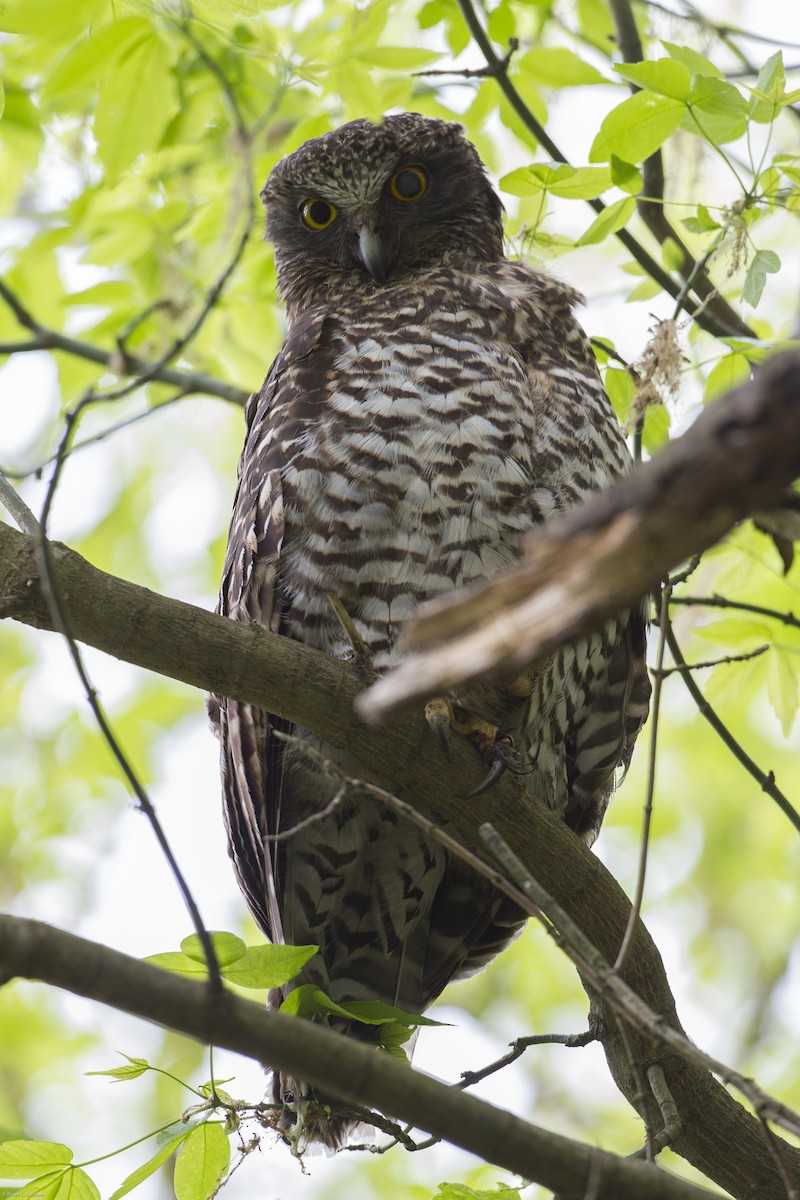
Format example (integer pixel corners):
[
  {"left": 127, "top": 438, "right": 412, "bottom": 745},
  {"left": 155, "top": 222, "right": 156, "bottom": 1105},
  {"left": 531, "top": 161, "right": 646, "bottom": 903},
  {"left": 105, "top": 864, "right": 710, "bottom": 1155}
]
[
  {"left": 34, "top": 404, "right": 222, "bottom": 993},
  {"left": 0, "top": 469, "right": 40, "bottom": 534},
  {"left": 758, "top": 1115, "right": 800, "bottom": 1200},
  {"left": 458, "top": 1030, "right": 595, "bottom": 1089},
  {"left": 647, "top": 1064, "right": 682, "bottom": 1150},
  {"left": 655, "top": 644, "right": 769, "bottom": 675},
  {"left": 477, "top": 822, "right": 800, "bottom": 1141},
  {"left": 670, "top": 594, "right": 800, "bottom": 631},
  {"left": 0, "top": 279, "right": 249, "bottom": 406},
  {"left": 664, "top": 625, "right": 800, "bottom": 834},
  {"left": 86, "top": 222, "right": 252, "bottom": 407},
  {"left": 614, "top": 585, "right": 669, "bottom": 975}
]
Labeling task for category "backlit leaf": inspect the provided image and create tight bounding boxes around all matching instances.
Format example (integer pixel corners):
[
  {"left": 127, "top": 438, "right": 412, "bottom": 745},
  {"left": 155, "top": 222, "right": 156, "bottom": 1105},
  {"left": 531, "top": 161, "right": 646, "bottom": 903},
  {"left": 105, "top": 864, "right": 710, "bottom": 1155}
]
[
  {"left": 173, "top": 1124, "right": 230, "bottom": 1200},
  {"left": 590, "top": 91, "right": 684, "bottom": 163}
]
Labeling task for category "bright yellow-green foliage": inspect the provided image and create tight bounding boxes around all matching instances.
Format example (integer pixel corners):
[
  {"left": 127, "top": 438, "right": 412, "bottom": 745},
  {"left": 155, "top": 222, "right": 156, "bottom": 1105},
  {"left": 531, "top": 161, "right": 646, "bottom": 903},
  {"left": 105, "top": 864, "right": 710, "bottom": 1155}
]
[{"left": 0, "top": 1, "right": 798, "bottom": 1199}]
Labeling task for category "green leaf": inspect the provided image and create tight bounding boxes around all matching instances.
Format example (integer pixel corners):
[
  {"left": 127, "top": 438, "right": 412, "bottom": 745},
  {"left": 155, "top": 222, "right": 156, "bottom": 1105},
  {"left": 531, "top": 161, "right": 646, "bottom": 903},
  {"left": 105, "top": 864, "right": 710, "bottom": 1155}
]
[
  {"left": 604, "top": 367, "right": 636, "bottom": 423},
  {"left": 0, "top": 0, "right": 107, "bottom": 37},
  {"left": 662, "top": 41, "right": 723, "bottom": 79},
  {"left": 86, "top": 1053, "right": 150, "bottom": 1082},
  {"left": 154, "top": 1112, "right": 211, "bottom": 1149},
  {"left": 518, "top": 46, "right": 607, "bottom": 87},
  {"left": 742, "top": 249, "right": 780, "bottom": 308},
  {"left": 704, "top": 353, "right": 751, "bottom": 401},
  {"left": 0, "top": 1141, "right": 73, "bottom": 1177},
  {"left": 109, "top": 1134, "right": 190, "bottom": 1200},
  {"left": 590, "top": 91, "right": 685, "bottom": 163},
  {"left": 377, "top": 1021, "right": 415, "bottom": 1061},
  {"left": 43, "top": 18, "right": 153, "bottom": 101},
  {"left": 575, "top": 196, "right": 636, "bottom": 246},
  {"left": 0, "top": 77, "right": 5, "bottom": 121},
  {"left": 39, "top": 1169, "right": 100, "bottom": 1200},
  {"left": 94, "top": 26, "right": 177, "bottom": 179},
  {"left": 173, "top": 1124, "right": 230, "bottom": 1200},
  {"left": 281, "top": 985, "right": 445, "bottom": 1026},
  {"left": 662, "top": 236, "right": 685, "bottom": 272},
  {"left": 180, "top": 932, "right": 246, "bottom": 968},
  {"left": 685, "top": 77, "right": 748, "bottom": 144},
  {"left": 142, "top": 951, "right": 210, "bottom": 977},
  {"left": 614, "top": 58, "right": 691, "bottom": 101},
  {"left": 767, "top": 650, "right": 798, "bottom": 737},
  {"left": 609, "top": 155, "right": 642, "bottom": 194},
  {"left": 220, "top": 943, "right": 317, "bottom": 989},
  {"left": 682, "top": 203, "right": 721, "bottom": 233},
  {"left": 340, "top": 999, "right": 447, "bottom": 1026},
  {"left": 642, "top": 404, "right": 670, "bottom": 454},
  {"left": 749, "top": 51, "right": 785, "bottom": 123},
  {"left": 433, "top": 1184, "right": 521, "bottom": 1200},
  {"left": 694, "top": 618, "right": 773, "bottom": 649},
  {"left": 625, "top": 277, "right": 661, "bottom": 302},
  {"left": 500, "top": 163, "right": 612, "bottom": 199}
]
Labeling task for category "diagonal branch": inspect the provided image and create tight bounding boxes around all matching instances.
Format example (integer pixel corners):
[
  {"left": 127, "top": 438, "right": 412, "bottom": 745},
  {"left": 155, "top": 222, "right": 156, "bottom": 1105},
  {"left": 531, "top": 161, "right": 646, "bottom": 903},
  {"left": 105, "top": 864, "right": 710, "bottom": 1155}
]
[
  {"left": 1, "top": 519, "right": 798, "bottom": 1196},
  {"left": 0, "top": 915, "right": 720, "bottom": 1200}
]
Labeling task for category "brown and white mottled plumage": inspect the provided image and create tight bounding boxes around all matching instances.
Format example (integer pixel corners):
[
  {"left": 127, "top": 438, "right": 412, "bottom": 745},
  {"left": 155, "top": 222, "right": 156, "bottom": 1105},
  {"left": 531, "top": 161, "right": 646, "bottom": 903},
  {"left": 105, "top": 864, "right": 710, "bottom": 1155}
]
[{"left": 211, "top": 114, "right": 650, "bottom": 1147}]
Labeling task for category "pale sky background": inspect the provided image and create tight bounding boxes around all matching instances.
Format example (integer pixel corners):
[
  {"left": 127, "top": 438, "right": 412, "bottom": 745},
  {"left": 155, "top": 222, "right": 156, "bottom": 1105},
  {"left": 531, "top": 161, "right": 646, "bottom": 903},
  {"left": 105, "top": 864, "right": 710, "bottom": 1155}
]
[{"left": 2, "top": 1, "right": 800, "bottom": 1197}]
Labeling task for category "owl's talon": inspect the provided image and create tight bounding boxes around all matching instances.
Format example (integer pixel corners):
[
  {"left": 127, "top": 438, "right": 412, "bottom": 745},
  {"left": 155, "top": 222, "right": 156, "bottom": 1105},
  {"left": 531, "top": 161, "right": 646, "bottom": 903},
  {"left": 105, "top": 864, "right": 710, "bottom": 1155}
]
[
  {"left": 462, "top": 731, "right": 533, "bottom": 798},
  {"left": 461, "top": 757, "right": 507, "bottom": 799},
  {"left": 424, "top": 697, "right": 454, "bottom": 759}
]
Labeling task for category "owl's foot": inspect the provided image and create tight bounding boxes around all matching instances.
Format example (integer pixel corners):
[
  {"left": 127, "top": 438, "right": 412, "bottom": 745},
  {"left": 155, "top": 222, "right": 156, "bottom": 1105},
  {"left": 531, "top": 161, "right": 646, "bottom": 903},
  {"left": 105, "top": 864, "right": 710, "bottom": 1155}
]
[
  {"left": 461, "top": 729, "right": 530, "bottom": 799},
  {"left": 424, "top": 696, "right": 456, "bottom": 759},
  {"left": 424, "top": 698, "right": 530, "bottom": 796}
]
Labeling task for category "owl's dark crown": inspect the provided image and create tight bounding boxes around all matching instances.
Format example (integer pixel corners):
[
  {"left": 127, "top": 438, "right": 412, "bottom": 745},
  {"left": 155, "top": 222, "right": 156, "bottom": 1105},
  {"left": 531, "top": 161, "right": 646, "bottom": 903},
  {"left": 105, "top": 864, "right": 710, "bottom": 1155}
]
[{"left": 262, "top": 114, "right": 504, "bottom": 308}]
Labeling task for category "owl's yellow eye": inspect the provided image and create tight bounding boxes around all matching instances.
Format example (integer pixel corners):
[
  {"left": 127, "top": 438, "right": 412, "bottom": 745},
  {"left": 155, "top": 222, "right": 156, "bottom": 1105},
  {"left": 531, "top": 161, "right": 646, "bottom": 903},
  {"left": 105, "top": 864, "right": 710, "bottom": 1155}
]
[
  {"left": 301, "top": 199, "right": 337, "bottom": 230},
  {"left": 389, "top": 166, "right": 428, "bottom": 201}
]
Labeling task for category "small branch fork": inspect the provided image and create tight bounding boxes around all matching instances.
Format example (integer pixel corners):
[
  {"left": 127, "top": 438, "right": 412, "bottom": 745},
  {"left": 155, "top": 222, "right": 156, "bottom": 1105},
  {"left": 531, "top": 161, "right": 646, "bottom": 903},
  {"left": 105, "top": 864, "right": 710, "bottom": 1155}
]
[{"left": 0, "top": 277, "right": 250, "bottom": 408}]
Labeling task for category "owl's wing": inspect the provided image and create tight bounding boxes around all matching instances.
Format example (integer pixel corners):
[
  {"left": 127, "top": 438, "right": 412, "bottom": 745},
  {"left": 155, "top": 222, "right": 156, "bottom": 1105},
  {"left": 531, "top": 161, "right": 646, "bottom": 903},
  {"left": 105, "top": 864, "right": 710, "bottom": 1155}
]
[
  {"left": 210, "top": 308, "right": 330, "bottom": 942},
  {"left": 519, "top": 277, "right": 651, "bottom": 844}
]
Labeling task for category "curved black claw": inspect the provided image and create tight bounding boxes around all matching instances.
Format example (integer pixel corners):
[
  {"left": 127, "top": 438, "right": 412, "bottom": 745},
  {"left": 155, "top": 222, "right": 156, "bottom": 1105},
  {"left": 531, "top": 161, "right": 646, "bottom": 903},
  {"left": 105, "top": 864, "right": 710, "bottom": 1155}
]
[
  {"left": 461, "top": 735, "right": 534, "bottom": 799},
  {"left": 461, "top": 756, "right": 506, "bottom": 799}
]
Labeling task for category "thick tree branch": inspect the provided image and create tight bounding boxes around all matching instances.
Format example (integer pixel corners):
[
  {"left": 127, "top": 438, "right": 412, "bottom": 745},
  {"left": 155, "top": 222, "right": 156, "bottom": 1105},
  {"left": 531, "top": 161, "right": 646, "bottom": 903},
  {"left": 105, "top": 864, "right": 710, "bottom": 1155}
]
[
  {"left": 0, "top": 916, "right": 719, "bottom": 1200},
  {"left": 1, "top": 518, "right": 799, "bottom": 1195},
  {"left": 362, "top": 350, "right": 800, "bottom": 716}
]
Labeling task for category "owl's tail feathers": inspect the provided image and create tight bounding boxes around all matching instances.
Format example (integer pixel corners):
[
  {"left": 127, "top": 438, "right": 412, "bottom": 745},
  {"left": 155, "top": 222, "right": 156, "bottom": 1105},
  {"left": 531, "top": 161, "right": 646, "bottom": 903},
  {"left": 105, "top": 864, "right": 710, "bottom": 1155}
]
[
  {"left": 265, "top": 1009, "right": 388, "bottom": 1152},
  {"left": 269, "top": 1071, "right": 367, "bottom": 1153}
]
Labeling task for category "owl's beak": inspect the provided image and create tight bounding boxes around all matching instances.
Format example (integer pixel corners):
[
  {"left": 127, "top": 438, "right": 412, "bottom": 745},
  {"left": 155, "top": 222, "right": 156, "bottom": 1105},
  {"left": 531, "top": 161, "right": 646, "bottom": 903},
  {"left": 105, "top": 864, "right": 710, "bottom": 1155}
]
[{"left": 357, "top": 224, "right": 389, "bottom": 283}]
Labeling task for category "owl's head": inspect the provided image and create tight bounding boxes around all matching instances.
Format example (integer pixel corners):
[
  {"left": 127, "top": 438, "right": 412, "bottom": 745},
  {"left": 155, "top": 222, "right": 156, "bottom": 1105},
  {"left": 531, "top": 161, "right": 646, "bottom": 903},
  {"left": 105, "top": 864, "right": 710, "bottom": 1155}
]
[{"left": 262, "top": 114, "right": 504, "bottom": 306}]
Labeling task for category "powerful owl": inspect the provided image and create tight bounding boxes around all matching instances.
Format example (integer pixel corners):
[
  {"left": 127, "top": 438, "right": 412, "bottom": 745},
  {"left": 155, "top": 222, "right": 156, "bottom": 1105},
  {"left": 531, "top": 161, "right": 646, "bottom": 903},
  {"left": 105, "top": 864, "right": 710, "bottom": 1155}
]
[{"left": 212, "top": 113, "right": 650, "bottom": 1147}]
